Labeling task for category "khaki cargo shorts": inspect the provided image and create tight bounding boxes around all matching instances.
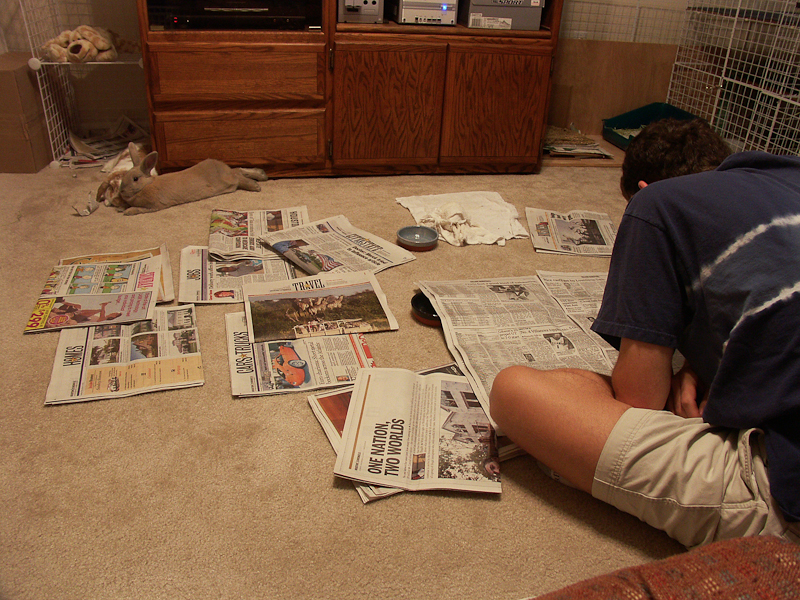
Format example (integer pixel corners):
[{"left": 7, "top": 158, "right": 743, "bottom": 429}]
[{"left": 592, "top": 407, "right": 800, "bottom": 548}]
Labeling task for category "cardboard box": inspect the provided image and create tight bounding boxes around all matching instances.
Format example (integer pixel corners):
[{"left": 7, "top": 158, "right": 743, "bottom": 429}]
[
  {"left": 458, "top": 0, "right": 542, "bottom": 31},
  {"left": 0, "top": 52, "right": 52, "bottom": 173}
]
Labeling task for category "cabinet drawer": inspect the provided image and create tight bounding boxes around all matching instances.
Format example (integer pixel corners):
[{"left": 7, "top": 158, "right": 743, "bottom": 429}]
[
  {"left": 153, "top": 109, "right": 326, "bottom": 167},
  {"left": 148, "top": 45, "right": 325, "bottom": 102}
]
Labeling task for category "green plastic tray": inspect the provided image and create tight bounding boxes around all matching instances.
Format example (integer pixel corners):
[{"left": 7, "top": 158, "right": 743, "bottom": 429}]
[{"left": 602, "top": 102, "right": 698, "bottom": 150}]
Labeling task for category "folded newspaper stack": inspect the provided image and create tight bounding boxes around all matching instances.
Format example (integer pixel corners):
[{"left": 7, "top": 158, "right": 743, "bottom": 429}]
[{"left": 331, "top": 368, "right": 502, "bottom": 497}]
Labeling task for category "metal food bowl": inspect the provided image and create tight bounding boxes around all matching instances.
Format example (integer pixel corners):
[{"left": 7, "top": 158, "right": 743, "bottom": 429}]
[{"left": 397, "top": 226, "right": 438, "bottom": 252}]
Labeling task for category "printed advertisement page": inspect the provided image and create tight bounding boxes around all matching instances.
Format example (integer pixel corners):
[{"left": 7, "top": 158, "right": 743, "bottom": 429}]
[
  {"left": 25, "top": 257, "right": 160, "bottom": 334},
  {"left": 179, "top": 246, "right": 299, "bottom": 304},
  {"left": 225, "top": 312, "right": 375, "bottom": 396},
  {"left": 334, "top": 368, "right": 501, "bottom": 494},
  {"left": 59, "top": 244, "right": 174, "bottom": 303},
  {"left": 242, "top": 270, "right": 398, "bottom": 343},
  {"left": 45, "top": 304, "right": 203, "bottom": 404},
  {"left": 208, "top": 207, "right": 310, "bottom": 260},
  {"left": 260, "top": 215, "right": 415, "bottom": 275}
]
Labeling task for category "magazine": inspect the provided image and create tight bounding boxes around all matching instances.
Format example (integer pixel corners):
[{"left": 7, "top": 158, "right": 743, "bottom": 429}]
[
  {"left": 208, "top": 207, "right": 310, "bottom": 261},
  {"left": 45, "top": 304, "right": 203, "bottom": 404},
  {"left": 59, "top": 244, "right": 174, "bottom": 303},
  {"left": 241, "top": 270, "right": 398, "bottom": 343},
  {"left": 260, "top": 215, "right": 415, "bottom": 275},
  {"left": 308, "top": 362, "right": 465, "bottom": 503},
  {"left": 178, "top": 246, "right": 300, "bottom": 304},
  {"left": 225, "top": 312, "right": 375, "bottom": 396},
  {"left": 25, "top": 256, "right": 161, "bottom": 334},
  {"left": 525, "top": 207, "right": 616, "bottom": 255},
  {"left": 333, "top": 368, "right": 502, "bottom": 494}
]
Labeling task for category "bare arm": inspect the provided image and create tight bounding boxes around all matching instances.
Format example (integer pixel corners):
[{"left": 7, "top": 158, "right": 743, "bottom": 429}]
[{"left": 611, "top": 338, "right": 674, "bottom": 410}]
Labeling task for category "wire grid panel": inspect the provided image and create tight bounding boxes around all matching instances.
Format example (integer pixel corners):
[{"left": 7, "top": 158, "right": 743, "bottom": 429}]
[
  {"left": 19, "top": 0, "right": 94, "bottom": 163},
  {"left": 668, "top": 0, "right": 800, "bottom": 154},
  {"left": 560, "top": 0, "right": 686, "bottom": 44}
]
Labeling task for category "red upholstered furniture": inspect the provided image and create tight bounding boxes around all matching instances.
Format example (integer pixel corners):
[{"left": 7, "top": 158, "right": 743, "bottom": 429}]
[{"left": 533, "top": 535, "right": 800, "bottom": 600}]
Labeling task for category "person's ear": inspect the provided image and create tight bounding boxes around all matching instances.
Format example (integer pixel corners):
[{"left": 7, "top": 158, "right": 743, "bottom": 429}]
[{"left": 638, "top": 181, "right": 648, "bottom": 190}]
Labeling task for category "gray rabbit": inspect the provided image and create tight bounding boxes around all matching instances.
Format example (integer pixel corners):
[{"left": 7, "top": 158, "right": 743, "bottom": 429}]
[{"left": 115, "top": 143, "right": 268, "bottom": 215}]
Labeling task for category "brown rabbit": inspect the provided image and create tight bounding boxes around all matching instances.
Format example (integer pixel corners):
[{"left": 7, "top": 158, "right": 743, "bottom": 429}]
[{"left": 115, "top": 143, "right": 268, "bottom": 215}]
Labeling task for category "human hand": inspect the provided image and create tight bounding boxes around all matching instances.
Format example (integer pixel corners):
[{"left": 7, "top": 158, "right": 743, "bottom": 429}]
[{"left": 667, "top": 363, "right": 706, "bottom": 418}]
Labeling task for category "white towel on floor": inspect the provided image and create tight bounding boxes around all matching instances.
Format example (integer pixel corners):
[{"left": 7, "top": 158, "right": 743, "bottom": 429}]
[{"left": 396, "top": 191, "right": 529, "bottom": 246}]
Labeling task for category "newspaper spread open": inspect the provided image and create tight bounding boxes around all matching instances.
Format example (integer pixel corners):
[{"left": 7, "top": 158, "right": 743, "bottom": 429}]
[
  {"left": 179, "top": 246, "right": 300, "bottom": 304},
  {"left": 334, "top": 368, "right": 501, "bottom": 494},
  {"left": 308, "top": 363, "right": 464, "bottom": 503},
  {"left": 260, "top": 215, "right": 415, "bottom": 275},
  {"left": 45, "top": 304, "right": 203, "bottom": 404},
  {"left": 417, "top": 274, "right": 616, "bottom": 423},
  {"left": 242, "top": 270, "right": 398, "bottom": 343},
  {"left": 59, "top": 244, "right": 174, "bottom": 303},
  {"left": 225, "top": 312, "right": 375, "bottom": 396},
  {"left": 208, "top": 207, "right": 310, "bottom": 261},
  {"left": 526, "top": 207, "right": 616, "bottom": 255},
  {"left": 25, "top": 257, "right": 161, "bottom": 334}
]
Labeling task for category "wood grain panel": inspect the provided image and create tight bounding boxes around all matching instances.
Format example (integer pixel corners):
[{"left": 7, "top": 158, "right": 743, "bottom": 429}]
[
  {"left": 153, "top": 109, "right": 325, "bottom": 166},
  {"left": 151, "top": 47, "right": 325, "bottom": 102},
  {"left": 548, "top": 39, "right": 678, "bottom": 135},
  {"left": 332, "top": 43, "right": 447, "bottom": 163},
  {"left": 441, "top": 49, "right": 550, "bottom": 161}
]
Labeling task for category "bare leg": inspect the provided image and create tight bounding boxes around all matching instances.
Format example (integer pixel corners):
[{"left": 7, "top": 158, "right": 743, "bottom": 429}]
[{"left": 489, "top": 366, "right": 630, "bottom": 493}]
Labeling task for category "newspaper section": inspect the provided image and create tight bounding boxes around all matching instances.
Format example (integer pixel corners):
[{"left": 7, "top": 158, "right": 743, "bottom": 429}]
[
  {"left": 333, "top": 368, "right": 501, "bottom": 494},
  {"left": 208, "top": 207, "right": 310, "bottom": 261},
  {"left": 225, "top": 312, "right": 375, "bottom": 396},
  {"left": 260, "top": 215, "right": 415, "bottom": 275},
  {"left": 242, "top": 270, "right": 398, "bottom": 343},
  {"left": 59, "top": 244, "right": 175, "bottom": 303},
  {"left": 537, "top": 270, "right": 619, "bottom": 366},
  {"left": 179, "top": 246, "right": 300, "bottom": 304},
  {"left": 417, "top": 275, "right": 615, "bottom": 420},
  {"left": 45, "top": 304, "right": 203, "bottom": 404},
  {"left": 309, "top": 363, "right": 465, "bottom": 503},
  {"left": 25, "top": 256, "right": 161, "bottom": 334},
  {"left": 526, "top": 208, "right": 616, "bottom": 256}
]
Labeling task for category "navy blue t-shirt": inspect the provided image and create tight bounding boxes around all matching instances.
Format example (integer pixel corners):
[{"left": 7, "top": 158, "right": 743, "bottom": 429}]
[{"left": 592, "top": 151, "right": 800, "bottom": 523}]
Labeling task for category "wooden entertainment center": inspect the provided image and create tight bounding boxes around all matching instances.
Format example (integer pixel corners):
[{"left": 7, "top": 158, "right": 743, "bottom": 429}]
[{"left": 135, "top": 0, "right": 564, "bottom": 176}]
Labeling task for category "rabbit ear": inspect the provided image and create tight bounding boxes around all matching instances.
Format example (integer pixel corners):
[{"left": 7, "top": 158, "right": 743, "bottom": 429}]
[
  {"left": 140, "top": 151, "right": 159, "bottom": 176},
  {"left": 128, "top": 142, "right": 141, "bottom": 166}
]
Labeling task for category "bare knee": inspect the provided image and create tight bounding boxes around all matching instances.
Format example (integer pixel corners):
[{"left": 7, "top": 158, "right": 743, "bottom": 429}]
[{"left": 490, "top": 365, "right": 541, "bottom": 428}]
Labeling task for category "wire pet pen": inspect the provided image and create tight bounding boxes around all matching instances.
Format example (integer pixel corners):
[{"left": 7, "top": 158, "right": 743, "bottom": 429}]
[
  {"left": 668, "top": 0, "right": 800, "bottom": 154},
  {"left": 19, "top": 0, "right": 143, "bottom": 165}
]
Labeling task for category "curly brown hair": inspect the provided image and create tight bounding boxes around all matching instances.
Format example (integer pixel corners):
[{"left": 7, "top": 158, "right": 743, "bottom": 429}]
[{"left": 620, "top": 118, "right": 732, "bottom": 200}]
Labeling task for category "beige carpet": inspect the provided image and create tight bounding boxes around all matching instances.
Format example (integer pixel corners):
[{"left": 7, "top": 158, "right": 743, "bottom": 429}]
[{"left": 0, "top": 164, "right": 683, "bottom": 600}]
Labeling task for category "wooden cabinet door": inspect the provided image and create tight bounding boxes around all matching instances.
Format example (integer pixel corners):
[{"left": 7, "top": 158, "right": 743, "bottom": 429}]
[
  {"left": 440, "top": 45, "right": 551, "bottom": 169},
  {"left": 332, "top": 41, "right": 447, "bottom": 168}
]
